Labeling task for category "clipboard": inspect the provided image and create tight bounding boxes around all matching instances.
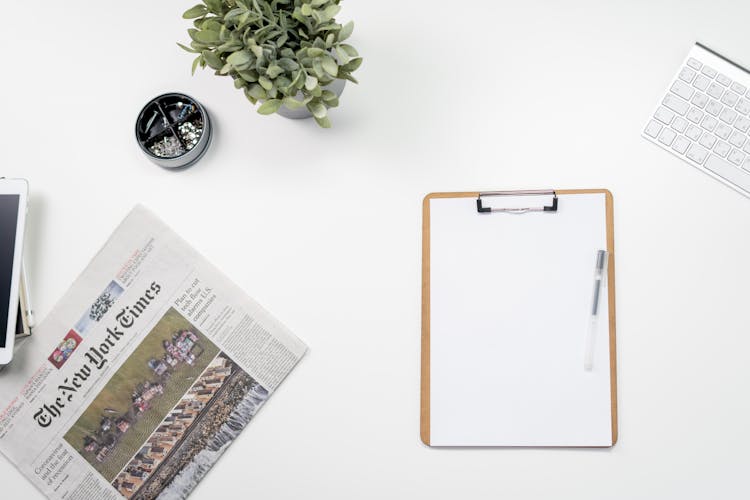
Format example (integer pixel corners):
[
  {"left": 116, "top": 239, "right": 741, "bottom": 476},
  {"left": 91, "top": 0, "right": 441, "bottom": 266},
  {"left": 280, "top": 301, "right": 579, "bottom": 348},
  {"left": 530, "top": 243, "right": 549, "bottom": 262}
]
[{"left": 420, "top": 189, "right": 617, "bottom": 447}]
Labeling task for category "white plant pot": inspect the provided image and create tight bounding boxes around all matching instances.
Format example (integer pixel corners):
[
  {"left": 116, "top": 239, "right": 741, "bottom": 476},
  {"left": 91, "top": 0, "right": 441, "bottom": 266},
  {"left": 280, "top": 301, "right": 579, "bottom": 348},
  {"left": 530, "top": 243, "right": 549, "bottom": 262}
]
[{"left": 276, "top": 78, "right": 346, "bottom": 119}]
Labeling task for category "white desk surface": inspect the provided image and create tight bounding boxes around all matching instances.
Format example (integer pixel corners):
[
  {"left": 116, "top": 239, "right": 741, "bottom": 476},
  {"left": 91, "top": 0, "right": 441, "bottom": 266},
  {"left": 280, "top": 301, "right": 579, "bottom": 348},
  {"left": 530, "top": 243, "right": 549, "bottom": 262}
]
[{"left": 2, "top": 1, "right": 750, "bottom": 498}]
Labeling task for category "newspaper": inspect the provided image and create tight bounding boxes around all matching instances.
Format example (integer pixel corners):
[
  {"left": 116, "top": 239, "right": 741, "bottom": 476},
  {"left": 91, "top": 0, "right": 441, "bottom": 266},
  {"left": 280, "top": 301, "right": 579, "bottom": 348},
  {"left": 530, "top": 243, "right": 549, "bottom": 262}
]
[{"left": 0, "top": 206, "right": 307, "bottom": 499}]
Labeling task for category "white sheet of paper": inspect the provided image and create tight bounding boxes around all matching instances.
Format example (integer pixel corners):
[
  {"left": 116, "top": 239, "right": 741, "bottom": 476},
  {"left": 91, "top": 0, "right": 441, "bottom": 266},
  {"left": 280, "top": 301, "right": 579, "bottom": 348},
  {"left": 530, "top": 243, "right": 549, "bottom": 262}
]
[{"left": 429, "top": 193, "right": 613, "bottom": 446}]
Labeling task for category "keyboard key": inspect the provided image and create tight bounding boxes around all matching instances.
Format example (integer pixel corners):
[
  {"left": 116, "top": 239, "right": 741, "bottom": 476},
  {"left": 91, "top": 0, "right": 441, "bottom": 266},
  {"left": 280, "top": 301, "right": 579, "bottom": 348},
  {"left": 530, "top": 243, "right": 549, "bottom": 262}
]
[
  {"left": 686, "top": 107, "right": 704, "bottom": 123},
  {"left": 736, "top": 98, "right": 750, "bottom": 115},
  {"left": 705, "top": 155, "right": 750, "bottom": 192},
  {"left": 693, "top": 74, "right": 711, "bottom": 91},
  {"left": 734, "top": 116, "right": 750, "bottom": 133},
  {"left": 729, "top": 130, "right": 746, "bottom": 148},
  {"left": 655, "top": 106, "right": 675, "bottom": 124},
  {"left": 671, "top": 117, "right": 688, "bottom": 133},
  {"left": 686, "top": 143, "right": 709, "bottom": 164},
  {"left": 715, "top": 122, "right": 732, "bottom": 140},
  {"left": 707, "top": 82, "right": 724, "bottom": 99},
  {"left": 662, "top": 94, "right": 689, "bottom": 115},
  {"left": 701, "top": 115, "right": 718, "bottom": 131},
  {"left": 719, "top": 107, "right": 738, "bottom": 125},
  {"left": 687, "top": 58, "right": 702, "bottom": 70},
  {"left": 679, "top": 67, "right": 696, "bottom": 83},
  {"left": 691, "top": 92, "right": 708, "bottom": 108},
  {"left": 672, "top": 135, "right": 691, "bottom": 154},
  {"left": 698, "top": 133, "right": 717, "bottom": 149},
  {"left": 721, "top": 91, "right": 740, "bottom": 107},
  {"left": 702, "top": 65, "right": 718, "bottom": 78},
  {"left": 644, "top": 119, "right": 662, "bottom": 138},
  {"left": 728, "top": 148, "right": 745, "bottom": 166},
  {"left": 744, "top": 141, "right": 750, "bottom": 155},
  {"left": 686, "top": 124, "right": 703, "bottom": 140},
  {"left": 744, "top": 158, "right": 750, "bottom": 172},
  {"left": 716, "top": 73, "right": 732, "bottom": 87},
  {"left": 714, "top": 141, "right": 731, "bottom": 157},
  {"left": 731, "top": 82, "right": 747, "bottom": 95},
  {"left": 705, "top": 99, "right": 723, "bottom": 116},
  {"left": 658, "top": 128, "right": 677, "bottom": 146},
  {"left": 670, "top": 80, "right": 694, "bottom": 100}
]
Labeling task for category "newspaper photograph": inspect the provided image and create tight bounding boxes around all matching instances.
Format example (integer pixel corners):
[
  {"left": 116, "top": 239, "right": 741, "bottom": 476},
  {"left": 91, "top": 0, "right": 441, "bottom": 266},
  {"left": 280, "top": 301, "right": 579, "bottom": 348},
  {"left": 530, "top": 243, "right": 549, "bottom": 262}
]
[{"left": 0, "top": 206, "right": 307, "bottom": 499}]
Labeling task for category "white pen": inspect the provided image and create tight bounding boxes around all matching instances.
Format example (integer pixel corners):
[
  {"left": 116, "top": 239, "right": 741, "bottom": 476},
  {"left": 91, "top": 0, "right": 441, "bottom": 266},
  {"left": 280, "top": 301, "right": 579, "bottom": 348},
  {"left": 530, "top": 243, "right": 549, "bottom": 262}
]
[
  {"left": 584, "top": 250, "right": 608, "bottom": 371},
  {"left": 21, "top": 262, "right": 34, "bottom": 329}
]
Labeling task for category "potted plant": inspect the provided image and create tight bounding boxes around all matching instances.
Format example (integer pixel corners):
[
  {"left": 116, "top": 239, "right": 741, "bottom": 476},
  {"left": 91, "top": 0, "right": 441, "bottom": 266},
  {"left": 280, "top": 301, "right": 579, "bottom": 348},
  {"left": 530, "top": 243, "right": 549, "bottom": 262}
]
[{"left": 179, "top": 0, "right": 362, "bottom": 128}]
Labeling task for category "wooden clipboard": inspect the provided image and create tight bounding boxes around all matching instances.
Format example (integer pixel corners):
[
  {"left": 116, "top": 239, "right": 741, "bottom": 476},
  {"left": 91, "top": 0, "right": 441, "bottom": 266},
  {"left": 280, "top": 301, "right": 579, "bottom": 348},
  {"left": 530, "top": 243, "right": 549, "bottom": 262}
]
[{"left": 420, "top": 189, "right": 618, "bottom": 446}]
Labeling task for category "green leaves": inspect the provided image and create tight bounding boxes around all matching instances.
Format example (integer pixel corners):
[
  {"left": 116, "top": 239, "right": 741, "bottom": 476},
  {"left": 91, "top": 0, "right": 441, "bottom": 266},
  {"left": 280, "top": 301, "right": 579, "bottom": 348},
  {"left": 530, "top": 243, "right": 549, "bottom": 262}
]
[
  {"left": 183, "top": 4, "right": 208, "bottom": 19},
  {"left": 246, "top": 83, "right": 266, "bottom": 100},
  {"left": 321, "top": 90, "right": 339, "bottom": 107},
  {"left": 217, "top": 39, "right": 244, "bottom": 52},
  {"left": 290, "top": 69, "right": 305, "bottom": 89},
  {"left": 312, "top": 58, "right": 324, "bottom": 78},
  {"left": 257, "top": 99, "right": 282, "bottom": 114},
  {"left": 204, "top": 0, "right": 223, "bottom": 14},
  {"left": 341, "top": 56, "right": 362, "bottom": 72},
  {"left": 258, "top": 75, "right": 273, "bottom": 90},
  {"left": 177, "top": 42, "right": 197, "bottom": 54},
  {"left": 278, "top": 57, "right": 299, "bottom": 71},
  {"left": 339, "top": 43, "right": 358, "bottom": 57},
  {"left": 282, "top": 96, "right": 305, "bottom": 109},
  {"left": 191, "top": 55, "right": 204, "bottom": 75},
  {"left": 202, "top": 50, "right": 224, "bottom": 70},
  {"left": 338, "top": 20, "right": 353, "bottom": 41},
  {"left": 238, "top": 69, "right": 259, "bottom": 82},
  {"left": 190, "top": 29, "right": 221, "bottom": 45},
  {"left": 246, "top": 38, "right": 264, "bottom": 58},
  {"left": 322, "top": 4, "right": 340, "bottom": 21},
  {"left": 304, "top": 74, "right": 318, "bottom": 90},
  {"left": 321, "top": 55, "right": 337, "bottom": 76},
  {"left": 307, "top": 100, "right": 327, "bottom": 119},
  {"left": 226, "top": 50, "right": 251, "bottom": 66},
  {"left": 178, "top": 0, "right": 362, "bottom": 127},
  {"left": 266, "top": 64, "right": 284, "bottom": 78},
  {"left": 314, "top": 116, "right": 331, "bottom": 128},
  {"left": 224, "top": 7, "right": 245, "bottom": 22}
]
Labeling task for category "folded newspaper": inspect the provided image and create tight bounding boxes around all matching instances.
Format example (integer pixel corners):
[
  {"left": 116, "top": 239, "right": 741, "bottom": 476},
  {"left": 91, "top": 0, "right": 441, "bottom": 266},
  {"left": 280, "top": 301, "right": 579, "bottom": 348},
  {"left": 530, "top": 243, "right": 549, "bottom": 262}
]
[{"left": 0, "top": 206, "right": 307, "bottom": 499}]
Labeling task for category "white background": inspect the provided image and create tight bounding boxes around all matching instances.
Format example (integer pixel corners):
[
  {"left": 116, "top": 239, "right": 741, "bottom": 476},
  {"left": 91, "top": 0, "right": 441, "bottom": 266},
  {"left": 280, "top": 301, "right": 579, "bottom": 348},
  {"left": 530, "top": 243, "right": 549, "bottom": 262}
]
[{"left": 1, "top": 0, "right": 750, "bottom": 498}]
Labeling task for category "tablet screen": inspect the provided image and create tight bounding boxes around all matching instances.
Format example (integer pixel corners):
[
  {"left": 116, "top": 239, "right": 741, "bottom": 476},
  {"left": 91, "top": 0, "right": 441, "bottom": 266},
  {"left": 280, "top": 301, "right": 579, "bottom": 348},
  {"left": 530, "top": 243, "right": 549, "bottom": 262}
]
[{"left": 0, "top": 194, "right": 20, "bottom": 348}]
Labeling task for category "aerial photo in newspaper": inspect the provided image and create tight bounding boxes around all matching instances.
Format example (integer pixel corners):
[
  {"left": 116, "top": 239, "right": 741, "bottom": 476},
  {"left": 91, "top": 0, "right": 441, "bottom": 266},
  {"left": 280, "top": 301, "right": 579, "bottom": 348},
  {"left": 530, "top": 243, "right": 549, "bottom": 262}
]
[{"left": 64, "top": 307, "right": 269, "bottom": 499}]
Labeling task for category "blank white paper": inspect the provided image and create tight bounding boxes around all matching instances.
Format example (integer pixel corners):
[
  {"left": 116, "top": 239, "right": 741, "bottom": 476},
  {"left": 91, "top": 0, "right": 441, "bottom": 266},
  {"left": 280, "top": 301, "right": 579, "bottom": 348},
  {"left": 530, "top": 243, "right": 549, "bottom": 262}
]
[{"left": 429, "top": 193, "right": 613, "bottom": 446}]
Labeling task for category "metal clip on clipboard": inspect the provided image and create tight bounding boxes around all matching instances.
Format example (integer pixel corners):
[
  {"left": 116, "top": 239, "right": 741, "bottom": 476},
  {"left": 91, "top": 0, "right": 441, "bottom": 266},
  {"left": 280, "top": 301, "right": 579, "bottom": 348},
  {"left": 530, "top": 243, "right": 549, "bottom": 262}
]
[{"left": 476, "top": 189, "right": 558, "bottom": 214}]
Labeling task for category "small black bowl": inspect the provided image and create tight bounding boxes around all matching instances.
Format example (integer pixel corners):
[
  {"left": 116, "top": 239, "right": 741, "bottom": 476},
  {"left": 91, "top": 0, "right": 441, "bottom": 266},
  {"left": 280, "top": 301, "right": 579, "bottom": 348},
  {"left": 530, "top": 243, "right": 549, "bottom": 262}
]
[{"left": 135, "top": 93, "right": 212, "bottom": 169}]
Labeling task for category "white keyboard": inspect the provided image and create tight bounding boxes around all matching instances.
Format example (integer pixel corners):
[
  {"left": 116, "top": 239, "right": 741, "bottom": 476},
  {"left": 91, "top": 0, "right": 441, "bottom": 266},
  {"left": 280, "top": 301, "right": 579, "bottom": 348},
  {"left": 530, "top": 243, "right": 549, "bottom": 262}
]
[{"left": 643, "top": 43, "right": 750, "bottom": 198}]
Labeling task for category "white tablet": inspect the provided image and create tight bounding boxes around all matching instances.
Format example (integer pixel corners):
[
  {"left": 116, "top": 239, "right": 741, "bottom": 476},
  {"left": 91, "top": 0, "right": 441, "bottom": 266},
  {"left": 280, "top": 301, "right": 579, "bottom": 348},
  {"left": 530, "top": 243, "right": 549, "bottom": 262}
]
[{"left": 0, "top": 178, "right": 28, "bottom": 365}]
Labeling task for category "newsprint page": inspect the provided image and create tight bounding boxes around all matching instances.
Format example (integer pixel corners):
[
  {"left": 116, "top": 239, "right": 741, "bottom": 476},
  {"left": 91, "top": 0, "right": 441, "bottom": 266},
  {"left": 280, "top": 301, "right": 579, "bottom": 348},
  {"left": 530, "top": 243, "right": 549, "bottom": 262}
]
[{"left": 0, "top": 206, "right": 307, "bottom": 499}]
